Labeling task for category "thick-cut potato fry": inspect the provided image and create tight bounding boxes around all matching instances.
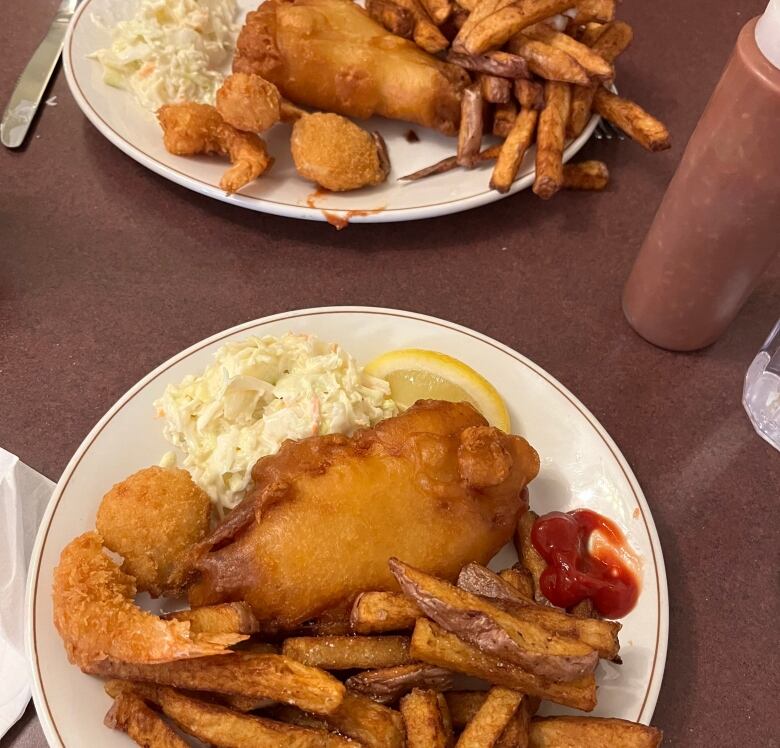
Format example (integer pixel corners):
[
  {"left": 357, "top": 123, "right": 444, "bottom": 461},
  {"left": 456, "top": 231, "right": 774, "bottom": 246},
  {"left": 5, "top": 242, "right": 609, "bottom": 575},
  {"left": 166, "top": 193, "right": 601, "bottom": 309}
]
[
  {"left": 86, "top": 653, "right": 345, "bottom": 715},
  {"left": 297, "top": 606, "right": 353, "bottom": 637},
  {"left": 366, "top": 0, "right": 415, "bottom": 37},
  {"left": 351, "top": 591, "right": 421, "bottom": 633},
  {"left": 398, "top": 145, "right": 501, "bottom": 181},
  {"left": 490, "top": 107, "right": 538, "bottom": 193},
  {"left": 524, "top": 24, "right": 613, "bottom": 80},
  {"left": 530, "top": 717, "right": 663, "bottom": 747},
  {"left": 400, "top": 688, "right": 451, "bottom": 748},
  {"left": 568, "top": 20, "right": 634, "bottom": 137},
  {"left": 420, "top": 0, "right": 453, "bottom": 24},
  {"left": 514, "top": 79, "right": 545, "bottom": 110},
  {"left": 411, "top": 619, "right": 598, "bottom": 711},
  {"left": 458, "top": 562, "right": 534, "bottom": 603},
  {"left": 448, "top": 51, "right": 530, "bottom": 79},
  {"left": 112, "top": 682, "right": 352, "bottom": 748},
  {"left": 456, "top": 0, "right": 575, "bottom": 56},
  {"left": 232, "top": 640, "right": 280, "bottom": 655},
  {"left": 441, "top": 4, "right": 470, "bottom": 39},
  {"left": 457, "top": 85, "right": 484, "bottom": 168},
  {"left": 515, "top": 510, "right": 547, "bottom": 601},
  {"left": 105, "top": 690, "right": 189, "bottom": 748},
  {"left": 219, "top": 694, "right": 275, "bottom": 712},
  {"left": 506, "top": 36, "right": 588, "bottom": 85},
  {"left": 446, "top": 691, "right": 488, "bottom": 729},
  {"left": 579, "top": 21, "right": 606, "bottom": 46},
  {"left": 492, "top": 100, "right": 518, "bottom": 137},
  {"left": 393, "top": 0, "right": 450, "bottom": 53},
  {"left": 572, "top": 0, "right": 615, "bottom": 24},
  {"left": 346, "top": 663, "right": 456, "bottom": 704},
  {"left": 391, "top": 558, "right": 596, "bottom": 681},
  {"left": 593, "top": 88, "right": 671, "bottom": 151},
  {"left": 499, "top": 566, "right": 536, "bottom": 598},
  {"left": 495, "top": 696, "right": 535, "bottom": 748},
  {"left": 282, "top": 635, "right": 411, "bottom": 670},
  {"left": 480, "top": 74, "right": 512, "bottom": 103},
  {"left": 563, "top": 160, "right": 609, "bottom": 190},
  {"left": 569, "top": 598, "right": 598, "bottom": 617},
  {"left": 163, "top": 602, "right": 259, "bottom": 635},
  {"left": 534, "top": 82, "right": 570, "bottom": 197},
  {"left": 456, "top": 687, "right": 524, "bottom": 748}
]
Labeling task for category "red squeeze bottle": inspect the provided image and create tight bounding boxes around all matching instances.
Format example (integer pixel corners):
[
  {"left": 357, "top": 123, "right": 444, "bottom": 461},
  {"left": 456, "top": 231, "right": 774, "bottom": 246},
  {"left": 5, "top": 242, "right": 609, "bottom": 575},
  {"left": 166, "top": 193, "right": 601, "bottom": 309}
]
[{"left": 622, "top": 1, "right": 780, "bottom": 351}]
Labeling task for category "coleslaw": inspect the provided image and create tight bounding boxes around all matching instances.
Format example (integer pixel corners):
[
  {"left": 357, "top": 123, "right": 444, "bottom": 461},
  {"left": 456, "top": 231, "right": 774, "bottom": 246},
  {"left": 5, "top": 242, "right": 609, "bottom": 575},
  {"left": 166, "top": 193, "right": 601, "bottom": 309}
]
[
  {"left": 89, "top": 0, "right": 238, "bottom": 111},
  {"left": 155, "top": 334, "right": 398, "bottom": 511}
]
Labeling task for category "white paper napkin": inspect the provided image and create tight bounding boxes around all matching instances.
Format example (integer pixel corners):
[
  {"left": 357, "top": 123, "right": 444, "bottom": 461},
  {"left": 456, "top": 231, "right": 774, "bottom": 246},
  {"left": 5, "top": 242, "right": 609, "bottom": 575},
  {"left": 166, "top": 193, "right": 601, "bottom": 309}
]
[{"left": 0, "top": 449, "right": 54, "bottom": 739}]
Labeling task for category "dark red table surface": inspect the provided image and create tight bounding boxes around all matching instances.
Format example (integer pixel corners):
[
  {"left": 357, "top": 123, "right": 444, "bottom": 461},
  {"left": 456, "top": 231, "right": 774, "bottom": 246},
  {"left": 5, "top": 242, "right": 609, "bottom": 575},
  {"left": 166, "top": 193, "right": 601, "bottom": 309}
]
[{"left": 1, "top": 0, "right": 778, "bottom": 745}]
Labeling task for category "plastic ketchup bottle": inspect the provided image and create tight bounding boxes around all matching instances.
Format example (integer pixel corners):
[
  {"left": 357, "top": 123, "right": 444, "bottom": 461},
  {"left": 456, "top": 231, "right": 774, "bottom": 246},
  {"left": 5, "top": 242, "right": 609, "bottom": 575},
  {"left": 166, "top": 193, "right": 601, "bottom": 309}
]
[{"left": 622, "top": 0, "right": 780, "bottom": 351}]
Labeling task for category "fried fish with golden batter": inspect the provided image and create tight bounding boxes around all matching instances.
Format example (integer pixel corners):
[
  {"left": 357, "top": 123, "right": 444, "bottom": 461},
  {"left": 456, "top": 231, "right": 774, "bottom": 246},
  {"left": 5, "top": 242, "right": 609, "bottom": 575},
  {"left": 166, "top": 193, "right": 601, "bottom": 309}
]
[
  {"left": 233, "top": 0, "right": 470, "bottom": 135},
  {"left": 188, "top": 400, "right": 539, "bottom": 631}
]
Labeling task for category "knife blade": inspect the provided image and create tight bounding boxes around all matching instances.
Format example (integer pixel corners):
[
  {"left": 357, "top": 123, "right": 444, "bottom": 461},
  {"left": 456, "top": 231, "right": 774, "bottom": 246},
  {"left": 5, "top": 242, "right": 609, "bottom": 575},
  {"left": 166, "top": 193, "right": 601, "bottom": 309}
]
[{"left": 1, "top": 0, "right": 80, "bottom": 149}]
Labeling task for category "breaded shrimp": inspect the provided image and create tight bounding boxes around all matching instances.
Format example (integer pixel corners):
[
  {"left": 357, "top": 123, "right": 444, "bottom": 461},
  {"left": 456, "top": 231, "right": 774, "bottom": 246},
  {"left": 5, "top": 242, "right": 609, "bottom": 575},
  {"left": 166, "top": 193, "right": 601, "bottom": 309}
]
[
  {"left": 157, "top": 102, "right": 273, "bottom": 194},
  {"left": 216, "top": 73, "right": 281, "bottom": 133},
  {"left": 52, "top": 532, "right": 244, "bottom": 670},
  {"left": 290, "top": 112, "right": 390, "bottom": 191},
  {"left": 96, "top": 467, "right": 211, "bottom": 597}
]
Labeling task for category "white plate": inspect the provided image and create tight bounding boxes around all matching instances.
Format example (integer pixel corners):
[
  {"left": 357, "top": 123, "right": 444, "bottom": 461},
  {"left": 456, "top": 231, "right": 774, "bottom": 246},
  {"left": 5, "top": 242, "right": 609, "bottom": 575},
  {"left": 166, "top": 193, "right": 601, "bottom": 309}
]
[
  {"left": 26, "top": 307, "right": 668, "bottom": 747},
  {"left": 63, "top": 0, "right": 600, "bottom": 224}
]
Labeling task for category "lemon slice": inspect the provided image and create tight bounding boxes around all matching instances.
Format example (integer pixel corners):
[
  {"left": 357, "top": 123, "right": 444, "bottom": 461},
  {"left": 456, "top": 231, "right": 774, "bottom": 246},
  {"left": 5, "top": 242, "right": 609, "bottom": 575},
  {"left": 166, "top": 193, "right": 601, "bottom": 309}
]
[{"left": 365, "top": 349, "right": 511, "bottom": 431}]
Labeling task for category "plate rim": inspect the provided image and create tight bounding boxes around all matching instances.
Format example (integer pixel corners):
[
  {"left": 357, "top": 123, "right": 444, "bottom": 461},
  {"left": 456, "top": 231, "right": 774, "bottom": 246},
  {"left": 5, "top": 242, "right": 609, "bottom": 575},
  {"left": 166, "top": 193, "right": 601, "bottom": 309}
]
[
  {"left": 62, "top": 0, "right": 600, "bottom": 223},
  {"left": 26, "top": 305, "right": 668, "bottom": 747}
]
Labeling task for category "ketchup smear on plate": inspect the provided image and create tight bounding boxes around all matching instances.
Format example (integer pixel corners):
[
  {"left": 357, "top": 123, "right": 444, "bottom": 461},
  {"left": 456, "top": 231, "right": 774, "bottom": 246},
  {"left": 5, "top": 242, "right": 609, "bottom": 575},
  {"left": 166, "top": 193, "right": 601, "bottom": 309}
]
[{"left": 531, "top": 510, "right": 640, "bottom": 618}]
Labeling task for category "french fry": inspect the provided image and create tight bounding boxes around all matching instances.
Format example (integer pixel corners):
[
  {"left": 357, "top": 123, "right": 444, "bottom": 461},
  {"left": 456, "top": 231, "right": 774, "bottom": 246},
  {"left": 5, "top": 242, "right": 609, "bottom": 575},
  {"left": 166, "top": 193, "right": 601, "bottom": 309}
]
[
  {"left": 455, "top": 0, "right": 575, "bottom": 56},
  {"left": 366, "top": 0, "right": 415, "bottom": 37},
  {"left": 109, "top": 682, "right": 353, "bottom": 748},
  {"left": 410, "top": 619, "right": 598, "bottom": 711},
  {"left": 346, "top": 663, "right": 457, "bottom": 704},
  {"left": 163, "top": 602, "right": 259, "bottom": 635},
  {"left": 282, "top": 635, "right": 412, "bottom": 670},
  {"left": 351, "top": 591, "right": 421, "bottom": 633},
  {"left": 232, "top": 640, "right": 279, "bottom": 655},
  {"left": 297, "top": 606, "right": 353, "bottom": 637},
  {"left": 457, "top": 562, "right": 534, "bottom": 603},
  {"left": 593, "top": 88, "right": 671, "bottom": 151},
  {"left": 529, "top": 717, "right": 663, "bottom": 747},
  {"left": 441, "top": 5, "right": 470, "bottom": 39},
  {"left": 438, "top": 691, "right": 455, "bottom": 742},
  {"left": 569, "top": 598, "right": 598, "bottom": 617},
  {"left": 219, "top": 694, "right": 275, "bottom": 712},
  {"left": 495, "top": 696, "right": 536, "bottom": 748},
  {"left": 400, "top": 688, "right": 452, "bottom": 748},
  {"left": 445, "top": 691, "right": 488, "bottom": 729},
  {"left": 448, "top": 50, "right": 530, "bottom": 79},
  {"left": 578, "top": 22, "right": 606, "bottom": 46},
  {"left": 480, "top": 74, "right": 512, "bottom": 103},
  {"left": 393, "top": 0, "right": 450, "bottom": 53},
  {"left": 86, "top": 653, "right": 345, "bottom": 715},
  {"left": 398, "top": 145, "right": 501, "bottom": 181},
  {"left": 506, "top": 36, "right": 589, "bottom": 85},
  {"left": 514, "top": 79, "right": 545, "bottom": 110},
  {"left": 420, "top": 0, "right": 453, "bottom": 24},
  {"left": 320, "top": 692, "right": 407, "bottom": 748},
  {"left": 524, "top": 24, "right": 613, "bottom": 81},
  {"left": 105, "top": 690, "right": 189, "bottom": 748},
  {"left": 563, "top": 160, "right": 609, "bottom": 190},
  {"left": 515, "top": 510, "right": 548, "bottom": 601},
  {"left": 456, "top": 687, "right": 525, "bottom": 748},
  {"left": 490, "top": 107, "right": 538, "bottom": 192},
  {"left": 492, "top": 100, "right": 518, "bottom": 137},
  {"left": 568, "top": 21, "right": 634, "bottom": 137},
  {"left": 498, "top": 566, "right": 536, "bottom": 598},
  {"left": 533, "top": 81, "right": 571, "bottom": 199},
  {"left": 390, "top": 558, "right": 597, "bottom": 680},
  {"left": 457, "top": 85, "right": 484, "bottom": 168},
  {"left": 571, "top": 0, "right": 615, "bottom": 24},
  {"left": 455, "top": 0, "right": 477, "bottom": 10}
]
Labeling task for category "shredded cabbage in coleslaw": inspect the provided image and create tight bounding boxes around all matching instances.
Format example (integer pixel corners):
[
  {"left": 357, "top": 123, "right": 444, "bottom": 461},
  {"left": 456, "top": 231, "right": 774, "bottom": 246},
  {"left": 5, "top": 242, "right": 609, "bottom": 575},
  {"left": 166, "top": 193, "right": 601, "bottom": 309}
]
[
  {"left": 155, "top": 334, "right": 398, "bottom": 511},
  {"left": 89, "top": 0, "right": 238, "bottom": 111}
]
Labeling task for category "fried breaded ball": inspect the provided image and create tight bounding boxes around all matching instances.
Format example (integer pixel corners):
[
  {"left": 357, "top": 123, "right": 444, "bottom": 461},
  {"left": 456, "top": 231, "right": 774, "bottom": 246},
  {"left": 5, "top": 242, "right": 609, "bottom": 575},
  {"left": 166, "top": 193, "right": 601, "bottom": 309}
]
[
  {"left": 96, "top": 467, "right": 211, "bottom": 597},
  {"left": 290, "top": 112, "right": 390, "bottom": 191},
  {"left": 216, "top": 73, "right": 282, "bottom": 133}
]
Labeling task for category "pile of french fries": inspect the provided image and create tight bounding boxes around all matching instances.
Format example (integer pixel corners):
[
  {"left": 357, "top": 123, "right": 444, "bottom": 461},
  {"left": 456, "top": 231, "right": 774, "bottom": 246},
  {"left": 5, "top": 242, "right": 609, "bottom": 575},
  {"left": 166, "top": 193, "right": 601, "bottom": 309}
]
[
  {"left": 99, "top": 510, "right": 663, "bottom": 747},
  {"left": 370, "top": 0, "right": 670, "bottom": 197}
]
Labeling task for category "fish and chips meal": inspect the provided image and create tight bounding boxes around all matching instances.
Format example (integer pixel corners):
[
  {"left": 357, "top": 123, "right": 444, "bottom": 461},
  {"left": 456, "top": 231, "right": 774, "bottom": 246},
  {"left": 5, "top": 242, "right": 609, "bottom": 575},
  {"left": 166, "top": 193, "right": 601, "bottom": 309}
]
[
  {"left": 52, "top": 333, "right": 663, "bottom": 746},
  {"left": 91, "top": 0, "right": 670, "bottom": 201}
]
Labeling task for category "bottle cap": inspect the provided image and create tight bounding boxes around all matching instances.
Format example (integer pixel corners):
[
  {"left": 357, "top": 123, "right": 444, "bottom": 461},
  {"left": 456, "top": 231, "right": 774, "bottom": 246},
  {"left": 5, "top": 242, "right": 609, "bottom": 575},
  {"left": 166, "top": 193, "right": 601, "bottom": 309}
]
[{"left": 756, "top": 0, "right": 780, "bottom": 69}]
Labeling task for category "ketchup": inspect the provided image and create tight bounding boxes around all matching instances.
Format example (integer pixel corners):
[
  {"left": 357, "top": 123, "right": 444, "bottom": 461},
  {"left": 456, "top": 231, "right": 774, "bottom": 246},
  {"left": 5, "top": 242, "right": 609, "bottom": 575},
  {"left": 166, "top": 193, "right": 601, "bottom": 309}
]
[{"left": 531, "top": 510, "right": 640, "bottom": 618}]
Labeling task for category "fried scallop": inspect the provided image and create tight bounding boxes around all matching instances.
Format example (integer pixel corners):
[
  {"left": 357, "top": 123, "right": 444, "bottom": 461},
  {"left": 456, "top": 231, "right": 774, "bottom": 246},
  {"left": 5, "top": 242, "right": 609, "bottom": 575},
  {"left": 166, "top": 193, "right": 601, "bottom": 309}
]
[
  {"left": 290, "top": 112, "right": 390, "bottom": 191},
  {"left": 52, "top": 532, "right": 243, "bottom": 670},
  {"left": 96, "top": 466, "right": 211, "bottom": 597},
  {"left": 216, "top": 72, "right": 282, "bottom": 133}
]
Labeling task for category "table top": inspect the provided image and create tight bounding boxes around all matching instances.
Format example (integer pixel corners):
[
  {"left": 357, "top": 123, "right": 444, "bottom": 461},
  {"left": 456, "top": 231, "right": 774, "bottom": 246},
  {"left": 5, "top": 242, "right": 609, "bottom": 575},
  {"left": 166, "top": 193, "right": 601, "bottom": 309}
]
[{"left": 2, "top": 0, "right": 778, "bottom": 746}]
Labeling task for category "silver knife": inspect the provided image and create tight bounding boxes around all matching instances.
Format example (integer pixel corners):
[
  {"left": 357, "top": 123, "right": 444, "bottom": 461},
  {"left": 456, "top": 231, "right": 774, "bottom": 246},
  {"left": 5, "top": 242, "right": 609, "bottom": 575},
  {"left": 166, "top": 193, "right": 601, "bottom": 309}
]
[{"left": 1, "top": 0, "right": 80, "bottom": 149}]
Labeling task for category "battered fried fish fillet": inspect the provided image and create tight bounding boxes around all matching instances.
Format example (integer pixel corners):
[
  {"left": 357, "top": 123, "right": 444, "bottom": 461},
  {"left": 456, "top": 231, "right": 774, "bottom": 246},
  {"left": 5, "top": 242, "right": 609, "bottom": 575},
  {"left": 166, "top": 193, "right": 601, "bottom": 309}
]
[
  {"left": 189, "top": 400, "right": 539, "bottom": 630},
  {"left": 233, "top": 0, "right": 470, "bottom": 135},
  {"left": 96, "top": 466, "right": 211, "bottom": 597}
]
